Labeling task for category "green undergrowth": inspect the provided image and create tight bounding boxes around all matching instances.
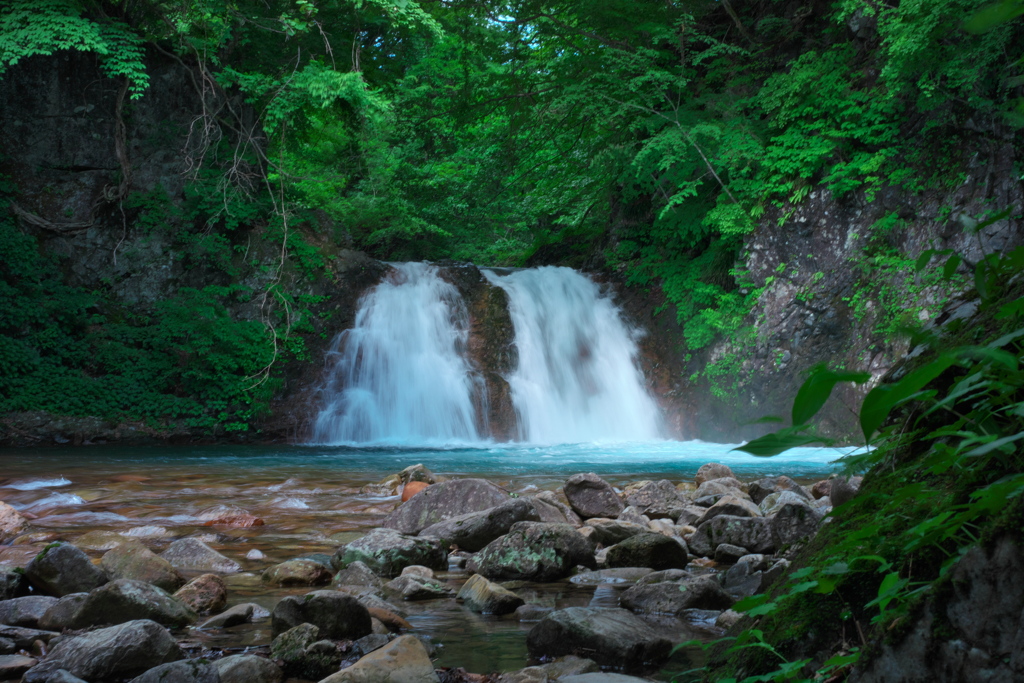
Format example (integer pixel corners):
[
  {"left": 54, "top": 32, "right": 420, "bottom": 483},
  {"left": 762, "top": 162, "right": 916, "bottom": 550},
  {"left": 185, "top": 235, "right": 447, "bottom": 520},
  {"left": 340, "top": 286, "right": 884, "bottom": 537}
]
[{"left": 677, "top": 241, "right": 1024, "bottom": 682}]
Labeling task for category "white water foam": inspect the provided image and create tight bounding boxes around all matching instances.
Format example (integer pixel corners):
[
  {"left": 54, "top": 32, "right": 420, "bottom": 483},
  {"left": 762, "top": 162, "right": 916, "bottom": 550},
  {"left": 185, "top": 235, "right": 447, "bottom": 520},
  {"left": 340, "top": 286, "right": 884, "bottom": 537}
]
[
  {"left": 312, "top": 262, "right": 484, "bottom": 444},
  {"left": 3, "top": 477, "right": 72, "bottom": 490},
  {"left": 485, "top": 266, "right": 662, "bottom": 444}
]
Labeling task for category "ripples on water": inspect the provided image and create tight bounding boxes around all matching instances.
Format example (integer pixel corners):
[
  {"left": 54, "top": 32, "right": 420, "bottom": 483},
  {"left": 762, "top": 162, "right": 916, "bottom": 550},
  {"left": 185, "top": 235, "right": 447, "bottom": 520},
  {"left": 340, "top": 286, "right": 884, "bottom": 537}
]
[{"left": 0, "top": 441, "right": 856, "bottom": 677}]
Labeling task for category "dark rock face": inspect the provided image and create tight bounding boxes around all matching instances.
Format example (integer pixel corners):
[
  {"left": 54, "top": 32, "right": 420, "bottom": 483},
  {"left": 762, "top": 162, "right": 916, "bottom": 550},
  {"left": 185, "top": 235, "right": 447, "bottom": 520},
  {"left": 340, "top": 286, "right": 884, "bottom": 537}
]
[
  {"left": 271, "top": 590, "right": 373, "bottom": 639},
  {"left": 620, "top": 577, "right": 735, "bottom": 615},
  {"left": 469, "top": 522, "right": 596, "bottom": 582},
  {"left": 850, "top": 535, "right": 1024, "bottom": 683},
  {"left": 0, "top": 596, "right": 58, "bottom": 629},
  {"left": 419, "top": 498, "right": 541, "bottom": 551},
  {"left": 67, "top": 579, "right": 197, "bottom": 629},
  {"left": 22, "top": 619, "right": 183, "bottom": 683},
  {"left": 605, "top": 534, "right": 688, "bottom": 571},
  {"left": 25, "top": 542, "right": 107, "bottom": 597},
  {"left": 338, "top": 528, "right": 448, "bottom": 578},
  {"left": 564, "top": 473, "right": 624, "bottom": 520},
  {"left": 381, "top": 478, "right": 511, "bottom": 534},
  {"left": 526, "top": 607, "right": 672, "bottom": 673}
]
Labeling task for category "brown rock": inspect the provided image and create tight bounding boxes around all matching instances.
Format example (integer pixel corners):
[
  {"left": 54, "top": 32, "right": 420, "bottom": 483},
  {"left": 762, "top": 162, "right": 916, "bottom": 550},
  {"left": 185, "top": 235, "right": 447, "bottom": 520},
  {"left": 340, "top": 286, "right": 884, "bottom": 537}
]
[
  {"left": 810, "top": 479, "right": 832, "bottom": 499},
  {"left": 202, "top": 515, "right": 264, "bottom": 528},
  {"left": 173, "top": 574, "right": 227, "bottom": 614},
  {"left": 401, "top": 481, "right": 429, "bottom": 502},
  {"left": 563, "top": 473, "right": 624, "bottom": 520},
  {"left": 0, "top": 503, "right": 29, "bottom": 543},
  {"left": 366, "top": 607, "right": 412, "bottom": 631},
  {"left": 694, "top": 463, "right": 735, "bottom": 486}
]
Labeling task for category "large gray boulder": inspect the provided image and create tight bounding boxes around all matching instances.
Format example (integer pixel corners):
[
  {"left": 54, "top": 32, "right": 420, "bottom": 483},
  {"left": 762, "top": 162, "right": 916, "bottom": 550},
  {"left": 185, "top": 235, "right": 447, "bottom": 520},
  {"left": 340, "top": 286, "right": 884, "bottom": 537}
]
[
  {"left": 620, "top": 576, "right": 735, "bottom": 615},
  {"left": 127, "top": 660, "right": 220, "bottom": 683},
  {"left": 580, "top": 519, "right": 649, "bottom": 546},
  {"left": 624, "top": 480, "right": 684, "bottom": 519},
  {"left": 381, "top": 478, "right": 511, "bottom": 534},
  {"left": 694, "top": 463, "right": 735, "bottom": 486},
  {"left": 261, "top": 559, "right": 332, "bottom": 587},
  {"left": 24, "top": 542, "right": 107, "bottom": 597},
  {"left": 688, "top": 516, "right": 774, "bottom": 557},
  {"left": 383, "top": 575, "right": 454, "bottom": 601},
  {"left": 469, "top": 522, "right": 596, "bottom": 582},
  {"left": 338, "top": 528, "right": 447, "bottom": 577},
  {"left": 214, "top": 654, "right": 283, "bottom": 683},
  {"left": 769, "top": 501, "right": 823, "bottom": 549},
  {"left": 67, "top": 579, "right": 197, "bottom": 629},
  {"left": 39, "top": 592, "right": 89, "bottom": 630},
  {"left": 173, "top": 574, "right": 228, "bottom": 614},
  {"left": 320, "top": 635, "right": 439, "bottom": 683},
  {"left": 457, "top": 574, "right": 524, "bottom": 615},
  {"left": 270, "top": 623, "right": 342, "bottom": 680},
  {"left": 563, "top": 473, "right": 623, "bottom": 520},
  {"left": 695, "top": 496, "right": 761, "bottom": 527},
  {"left": 23, "top": 619, "right": 183, "bottom": 683},
  {"left": 332, "top": 561, "right": 385, "bottom": 589},
  {"left": 606, "top": 533, "right": 688, "bottom": 571},
  {"left": 271, "top": 590, "right": 372, "bottom": 639},
  {"left": 101, "top": 541, "right": 185, "bottom": 592},
  {"left": 526, "top": 607, "right": 671, "bottom": 672},
  {"left": 160, "top": 538, "right": 241, "bottom": 574},
  {"left": 0, "top": 596, "right": 58, "bottom": 628},
  {"left": 419, "top": 498, "right": 540, "bottom": 551}
]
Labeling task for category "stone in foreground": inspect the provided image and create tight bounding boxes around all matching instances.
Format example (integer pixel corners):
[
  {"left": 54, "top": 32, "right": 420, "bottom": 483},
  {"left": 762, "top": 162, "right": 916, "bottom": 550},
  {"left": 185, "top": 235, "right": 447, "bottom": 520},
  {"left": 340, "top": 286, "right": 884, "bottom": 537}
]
[
  {"left": 271, "top": 590, "right": 372, "bottom": 639},
  {"left": 173, "top": 573, "right": 228, "bottom": 614},
  {"left": 23, "top": 619, "right": 183, "bottom": 683},
  {"left": 469, "top": 522, "right": 596, "bottom": 582},
  {"left": 418, "top": 498, "right": 540, "bottom": 552},
  {"left": 262, "top": 559, "right": 333, "bottom": 587},
  {"left": 687, "top": 515, "right": 774, "bottom": 557},
  {"left": 457, "top": 574, "right": 524, "bottom": 614},
  {"left": 67, "top": 579, "right": 197, "bottom": 629},
  {"left": 381, "top": 478, "right": 511, "bottom": 534},
  {"left": 0, "top": 595, "right": 58, "bottom": 628},
  {"left": 526, "top": 607, "right": 671, "bottom": 673},
  {"left": 320, "top": 635, "right": 439, "bottom": 683},
  {"left": 127, "top": 659, "right": 220, "bottom": 683},
  {"left": 563, "top": 473, "right": 624, "bottom": 520},
  {"left": 160, "top": 537, "right": 242, "bottom": 574},
  {"left": 215, "top": 654, "right": 284, "bottom": 683},
  {"left": 339, "top": 528, "right": 448, "bottom": 578},
  {"left": 620, "top": 576, "right": 735, "bottom": 616},
  {"left": 101, "top": 541, "right": 185, "bottom": 592},
  {"left": 24, "top": 542, "right": 107, "bottom": 597},
  {"left": 605, "top": 533, "right": 688, "bottom": 571}
]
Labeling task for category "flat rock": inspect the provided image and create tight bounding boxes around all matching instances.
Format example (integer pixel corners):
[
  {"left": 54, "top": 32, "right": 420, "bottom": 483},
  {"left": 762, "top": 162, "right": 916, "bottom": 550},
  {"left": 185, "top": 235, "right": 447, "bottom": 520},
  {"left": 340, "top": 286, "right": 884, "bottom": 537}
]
[
  {"left": 332, "top": 560, "right": 385, "bottom": 589},
  {"left": 580, "top": 518, "right": 649, "bottom": 546},
  {"left": 262, "top": 559, "right": 332, "bottom": 587},
  {"left": 469, "top": 522, "right": 596, "bottom": 582},
  {"left": 383, "top": 574, "right": 454, "bottom": 601},
  {"left": 688, "top": 516, "right": 774, "bottom": 557},
  {"left": 620, "top": 576, "right": 735, "bottom": 616},
  {"left": 174, "top": 573, "right": 227, "bottom": 614},
  {"left": 271, "top": 590, "right": 372, "bottom": 639},
  {"left": 381, "top": 478, "right": 510, "bottom": 535},
  {"left": 25, "top": 542, "right": 108, "bottom": 597},
  {"left": 563, "top": 473, "right": 623, "bottom": 520},
  {"left": 320, "top": 635, "right": 439, "bottom": 683},
  {"left": 0, "top": 595, "right": 58, "bottom": 628},
  {"left": 22, "top": 619, "right": 183, "bottom": 683},
  {"left": 0, "top": 625, "right": 59, "bottom": 649},
  {"left": 67, "top": 578, "right": 197, "bottom": 629},
  {"left": 606, "top": 533, "right": 688, "bottom": 571},
  {"left": 0, "top": 569, "right": 28, "bottom": 601},
  {"left": 128, "top": 659, "right": 220, "bottom": 683},
  {"left": 0, "top": 654, "right": 37, "bottom": 679},
  {"left": 457, "top": 574, "right": 524, "bottom": 614},
  {"left": 39, "top": 592, "right": 89, "bottom": 630},
  {"left": 526, "top": 607, "right": 671, "bottom": 673},
  {"left": 200, "top": 602, "right": 268, "bottom": 629},
  {"left": 696, "top": 496, "right": 762, "bottom": 527},
  {"left": 339, "top": 528, "right": 448, "bottom": 578},
  {"left": 214, "top": 654, "right": 283, "bottom": 683},
  {"left": 160, "top": 538, "right": 241, "bottom": 574},
  {"left": 419, "top": 498, "right": 540, "bottom": 551},
  {"left": 101, "top": 541, "right": 185, "bottom": 592}
]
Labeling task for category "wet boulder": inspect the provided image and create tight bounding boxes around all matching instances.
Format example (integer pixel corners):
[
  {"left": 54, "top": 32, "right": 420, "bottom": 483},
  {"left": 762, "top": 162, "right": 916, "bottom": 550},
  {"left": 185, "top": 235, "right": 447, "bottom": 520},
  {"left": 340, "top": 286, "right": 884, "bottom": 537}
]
[
  {"left": 0, "top": 595, "right": 58, "bottom": 628},
  {"left": 695, "top": 496, "right": 762, "bottom": 527},
  {"left": 24, "top": 542, "right": 107, "bottom": 597},
  {"left": 563, "top": 473, "right": 623, "bottom": 520},
  {"left": 469, "top": 522, "right": 596, "bottom": 582},
  {"left": 39, "top": 592, "right": 89, "bottom": 630},
  {"left": 688, "top": 516, "right": 774, "bottom": 557},
  {"left": 333, "top": 560, "right": 386, "bottom": 589},
  {"left": 769, "top": 501, "right": 823, "bottom": 549},
  {"left": 0, "top": 625, "right": 59, "bottom": 651},
  {"left": 383, "top": 574, "right": 454, "bottom": 601},
  {"left": 723, "top": 562, "right": 764, "bottom": 599},
  {"left": 381, "top": 478, "right": 511, "bottom": 534},
  {"left": 214, "top": 654, "right": 283, "bottom": 683},
  {"left": 748, "top": 476, "right": 811, "bottom": 506},
  {"left": 694, "top": 463, "right": 735, "bottom": 486},
  {"left": 526, "top": 607, "right": 671, "bottom": 673},
  {"left": 529, "top": 491, "right": 584, "bottom": 526},
  {"left": 320, "top": 634, "right": 439, "bottom": 683},
  {"left": 624, "top": 480, "right": 684, "bottom": 519},
  {"left": 0, "top": 655, "right": 37, "bottom": 680},
  {"left": 418, "top": 498, "right": 540, "bottom": 551},
  {"left": 338, "top": 528, "right": 447, "bottom": 577},
  {"left": 174, "top": 573, "right": 228, "bottom": 614},
  {"left": 127, "top": 659, "right": 220, "bottom": 683},
  {"left": 67, "top": 579, "right": 197, "bottom": 629},
  {"left": 22, "top": 619, "right": 183, "bottom": 683},
  {"left": 620, "top": 576, "right": 735, "bottom": 616},
  {"left": 0, "top": 503, "right": 28, "bottom": 543},
  {"left": 605, "top": 533, "right": 688, "bottom": 571},
  {"left": 262, "top": 559, "right": 333, "bottom": 587},
  {"left": 200, "top": 602, "right": 269, "bottom": 629},
  {"left": 693, "top": 480, "right": 749, "bottom": 505},
  {"left": 101, "top": 540, "right": 185, "bottom": 592},
  {"left": 457, "top": 574, "right": 524, "bottom": 615},
  {"left": 271, "top": 590, "right": 372, "bottom": 639},
  {"left": 270, "top": 623, "right": 341, "bottom": 680},
  {"left": 582, "top": 519, "right": 650, "bottom": 546},
  {"left": 759, "top": 490, "right": 809, "bottom": 516},
  {"left": 160, "top": 538, "right": 241, "bottom": 574}
]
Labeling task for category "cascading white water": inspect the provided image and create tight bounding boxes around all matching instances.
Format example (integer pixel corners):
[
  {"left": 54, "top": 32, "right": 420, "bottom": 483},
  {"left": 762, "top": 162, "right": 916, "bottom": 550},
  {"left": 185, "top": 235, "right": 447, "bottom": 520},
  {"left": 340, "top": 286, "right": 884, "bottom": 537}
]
[
  {"left": 485, "top": 266, "right": 662, "bottom": 444},
  {"left": 311, "top": 262, "right": 483, "bottom": 444}
]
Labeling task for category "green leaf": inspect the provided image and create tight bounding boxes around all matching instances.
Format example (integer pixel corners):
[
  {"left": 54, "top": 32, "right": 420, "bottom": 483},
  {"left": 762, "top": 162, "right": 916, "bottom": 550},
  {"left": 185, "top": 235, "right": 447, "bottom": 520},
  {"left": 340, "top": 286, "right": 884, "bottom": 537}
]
[
  {"left": 733, "top": 430, "right": 824, "bottom": 457},
  {"left": 860, "top": 354, "right": 957, "bottom": 441},
  {"left": 792, "top": 365, "right": 871, "bottom": 426},
  {"left": 964, "top": 431, "right": 1024, "bottom": 457}
]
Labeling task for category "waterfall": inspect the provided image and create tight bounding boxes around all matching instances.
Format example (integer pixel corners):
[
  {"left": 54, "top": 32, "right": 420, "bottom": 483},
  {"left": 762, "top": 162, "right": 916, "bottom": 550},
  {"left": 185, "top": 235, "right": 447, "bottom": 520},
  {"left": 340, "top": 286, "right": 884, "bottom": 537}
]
[
  {"left": 485, "top": 266, "right": 662, "bottom": 444},
  {"left": 311, "top": 262, "right": 483, "bottom": 444}
]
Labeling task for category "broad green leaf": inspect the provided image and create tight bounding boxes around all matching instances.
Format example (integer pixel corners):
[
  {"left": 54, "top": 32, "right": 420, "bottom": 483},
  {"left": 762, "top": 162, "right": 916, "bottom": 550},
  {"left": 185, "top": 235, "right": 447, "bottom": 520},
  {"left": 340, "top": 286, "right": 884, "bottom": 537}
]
[
  {"left": 792, "top": 365, "right": 870, "bottom": 426},
  {"left": 965, "top": 0, "right": 1024, "bottom": 33},
  {"left": 733, "top": 431, "right": 823, "bottom": 457},
  {"left": 860, "top": 354, "right": 957, "bottom": 442}
]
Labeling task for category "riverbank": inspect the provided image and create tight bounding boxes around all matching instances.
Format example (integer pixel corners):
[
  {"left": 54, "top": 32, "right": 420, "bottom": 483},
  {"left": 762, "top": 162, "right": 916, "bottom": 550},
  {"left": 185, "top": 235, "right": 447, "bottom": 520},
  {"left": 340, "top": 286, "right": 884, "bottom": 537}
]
[{"left": 0, "top": 462, "right": 843, "bottom": 682}]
